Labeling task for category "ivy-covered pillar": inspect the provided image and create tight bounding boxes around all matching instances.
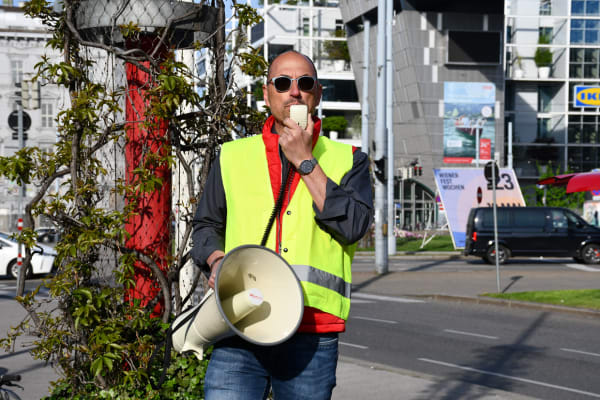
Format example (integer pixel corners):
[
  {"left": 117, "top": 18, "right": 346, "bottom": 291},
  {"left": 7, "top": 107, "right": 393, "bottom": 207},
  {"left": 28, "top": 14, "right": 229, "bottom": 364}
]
[
  {"left": 124, "top": 35, "right": 171, "bottom": 316},
  {"left": 74, "top": 0, "right": 218, "bottom": 317}
]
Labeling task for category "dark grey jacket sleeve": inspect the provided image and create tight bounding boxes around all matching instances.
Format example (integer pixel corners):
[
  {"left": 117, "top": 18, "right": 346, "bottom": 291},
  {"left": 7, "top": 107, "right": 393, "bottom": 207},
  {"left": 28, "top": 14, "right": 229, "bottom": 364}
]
[
  {"left": 313, "top": 150, "right": 374, "bottom": 245},
  {"left": 191, "top": 155, "right": 226, "bottom": 277}
]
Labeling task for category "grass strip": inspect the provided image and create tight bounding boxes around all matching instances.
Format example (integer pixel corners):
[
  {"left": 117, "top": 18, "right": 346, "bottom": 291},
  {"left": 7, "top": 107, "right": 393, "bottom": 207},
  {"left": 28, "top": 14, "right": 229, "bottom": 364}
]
[
  {"left": 483, "top": 289, "right": 600, "bottom": 310},
  {"left": 358, "top": 235, "right": 456, "bottom": 252}
]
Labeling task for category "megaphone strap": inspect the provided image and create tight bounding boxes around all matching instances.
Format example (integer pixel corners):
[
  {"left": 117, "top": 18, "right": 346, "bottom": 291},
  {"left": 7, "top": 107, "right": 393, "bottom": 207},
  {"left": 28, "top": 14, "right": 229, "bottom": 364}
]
[{"left": 261, "top": 161, "right": 293, "bottom": 247}]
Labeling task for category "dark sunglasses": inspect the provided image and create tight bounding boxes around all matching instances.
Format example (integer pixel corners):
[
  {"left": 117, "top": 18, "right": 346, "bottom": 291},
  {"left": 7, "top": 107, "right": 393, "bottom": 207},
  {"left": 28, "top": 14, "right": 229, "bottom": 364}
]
[{"left": 268, "top": 76, "right": 317, "bottom": 92}]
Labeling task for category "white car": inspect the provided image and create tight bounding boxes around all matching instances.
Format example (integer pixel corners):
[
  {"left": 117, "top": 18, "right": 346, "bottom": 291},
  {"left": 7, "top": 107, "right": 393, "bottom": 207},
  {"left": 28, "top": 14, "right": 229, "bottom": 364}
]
[{"left": 0, "top": 232, "right": 57, "bottom": 279}]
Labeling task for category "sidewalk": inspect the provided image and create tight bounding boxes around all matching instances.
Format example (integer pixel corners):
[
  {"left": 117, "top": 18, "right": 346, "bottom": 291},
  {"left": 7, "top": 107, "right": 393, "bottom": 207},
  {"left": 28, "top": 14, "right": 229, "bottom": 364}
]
[{"left": 333, "top": 357, "right": 536, "bottom": 400}]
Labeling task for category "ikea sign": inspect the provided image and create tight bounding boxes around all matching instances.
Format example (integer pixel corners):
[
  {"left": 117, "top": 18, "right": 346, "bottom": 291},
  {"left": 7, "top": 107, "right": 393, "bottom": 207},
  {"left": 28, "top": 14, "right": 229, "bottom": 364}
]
[{"left": 574, "top": 86, "right": 600, "bottom": 107}]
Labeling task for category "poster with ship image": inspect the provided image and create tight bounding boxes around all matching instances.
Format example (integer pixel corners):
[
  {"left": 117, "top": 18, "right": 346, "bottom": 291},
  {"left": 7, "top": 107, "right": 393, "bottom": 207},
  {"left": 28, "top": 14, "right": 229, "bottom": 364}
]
[{"left": 443, "top": 82, "right": 496, "bottom": 164}]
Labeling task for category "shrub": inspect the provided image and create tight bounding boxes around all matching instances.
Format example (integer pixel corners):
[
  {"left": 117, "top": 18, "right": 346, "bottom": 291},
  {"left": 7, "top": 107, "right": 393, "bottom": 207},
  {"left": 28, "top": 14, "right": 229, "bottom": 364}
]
[
  {"left": 534, "top": 35, "right": 553, "bottom": 67},
  {"left": 322, "top": 116, "right": 348, "bottom": 134}
]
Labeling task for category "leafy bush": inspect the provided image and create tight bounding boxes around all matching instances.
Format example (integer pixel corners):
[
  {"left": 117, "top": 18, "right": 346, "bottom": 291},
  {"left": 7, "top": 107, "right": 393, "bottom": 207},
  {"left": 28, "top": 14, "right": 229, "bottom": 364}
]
[
  {"left": 322, "top": 116, "right": 348, "bottom": 134},
  {"left": 323, "top": 29, "right": 350, "bottom": 61},
  {"left": 525, "top": 163, "right": 585, "bottom": 209},
  {"left": 0, "top": 0, "right": 266, "bottom": 398},
  {"left": 534, "top": 35, "right": 553, "bottom": 67}
]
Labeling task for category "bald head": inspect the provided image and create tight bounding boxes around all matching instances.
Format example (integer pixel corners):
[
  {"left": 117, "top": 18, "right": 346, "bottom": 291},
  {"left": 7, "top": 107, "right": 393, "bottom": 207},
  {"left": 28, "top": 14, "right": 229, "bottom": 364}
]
[{"left": 267, "top": 50, "right": 318, "bottom": 82}]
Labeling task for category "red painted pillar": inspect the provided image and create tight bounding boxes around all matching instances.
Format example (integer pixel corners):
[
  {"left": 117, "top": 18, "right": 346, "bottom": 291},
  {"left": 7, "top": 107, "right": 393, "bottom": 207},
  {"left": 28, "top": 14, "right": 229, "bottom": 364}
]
[{"left": 124, "top": 35, "right": 171, "bottom": 317}]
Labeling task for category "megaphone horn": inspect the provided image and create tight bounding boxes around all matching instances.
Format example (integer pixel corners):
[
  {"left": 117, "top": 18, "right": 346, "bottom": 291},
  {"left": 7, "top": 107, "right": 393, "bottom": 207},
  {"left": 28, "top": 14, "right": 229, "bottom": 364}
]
[{"left": 172, "top": 245, "right": 304, "bottom": 360}]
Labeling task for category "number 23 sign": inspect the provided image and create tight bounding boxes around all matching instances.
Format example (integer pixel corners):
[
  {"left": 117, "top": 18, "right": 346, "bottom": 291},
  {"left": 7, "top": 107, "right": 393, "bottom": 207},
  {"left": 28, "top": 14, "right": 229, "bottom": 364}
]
[{"left": 434, "top": 168, "right": 526, "bottom": 248}]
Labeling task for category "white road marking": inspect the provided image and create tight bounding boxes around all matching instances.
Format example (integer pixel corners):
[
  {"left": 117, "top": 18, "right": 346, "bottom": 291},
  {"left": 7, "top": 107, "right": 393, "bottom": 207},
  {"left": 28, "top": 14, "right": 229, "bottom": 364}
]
[
  {"left": 351, "top": 299, "right": 375, "bottom": 304},
  {"left": 561, "top": 348, "right": 600, "bottom": 358},
  {"left": 352, "top": 293, "right": 425, "bottom": 303},
  {"left": 418, "top": 358, "right": 600, "bottom": 398},
  {"left": 340, "top": 341, "right": 368, "bottom": 349},
  {"left": 353, "top": 316, "right": 397, "bottom": 324},
  {"left": 443, "top": 329, "right": 498, "bottom": 340},
  {"left": 565, "top": 263, "right": 600, "bottom": 272}
]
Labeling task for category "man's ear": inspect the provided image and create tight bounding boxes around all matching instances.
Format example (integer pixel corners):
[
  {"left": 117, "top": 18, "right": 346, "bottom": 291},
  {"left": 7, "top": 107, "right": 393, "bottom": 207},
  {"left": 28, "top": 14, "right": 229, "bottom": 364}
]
[{"left": 313, "top": 83, "right": 323, "bottom": 113}]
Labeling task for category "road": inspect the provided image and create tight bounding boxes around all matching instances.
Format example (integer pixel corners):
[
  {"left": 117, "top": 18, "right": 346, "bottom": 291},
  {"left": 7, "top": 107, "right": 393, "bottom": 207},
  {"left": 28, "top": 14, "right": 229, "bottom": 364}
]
[
  {"left": 341, "top": 293, "right": 600, "bottom": 399},
  {"left": 343, "top": 254, "right": 600, "bottom": 399},
  {"left": 0, "top": 255, "right": 598, "bottom": 399}
]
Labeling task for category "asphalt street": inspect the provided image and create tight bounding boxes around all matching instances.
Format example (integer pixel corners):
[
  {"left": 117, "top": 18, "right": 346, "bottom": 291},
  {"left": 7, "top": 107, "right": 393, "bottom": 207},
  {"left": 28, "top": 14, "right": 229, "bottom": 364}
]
[{"left": 0, "top": 254, "right": 597, "bottom": 399}]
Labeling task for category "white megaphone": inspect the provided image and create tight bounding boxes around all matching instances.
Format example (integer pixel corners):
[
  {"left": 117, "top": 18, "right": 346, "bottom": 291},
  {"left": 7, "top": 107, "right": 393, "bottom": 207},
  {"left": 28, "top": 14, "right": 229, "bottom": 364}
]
[{"left": 172, "top": 245, "right": 304, "bottom": 360}]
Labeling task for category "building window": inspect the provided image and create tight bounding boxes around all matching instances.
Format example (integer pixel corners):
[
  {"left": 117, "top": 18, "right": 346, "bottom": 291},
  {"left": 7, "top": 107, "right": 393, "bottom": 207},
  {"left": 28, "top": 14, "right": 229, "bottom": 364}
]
[
  {"left": 537, "top": 117, "right": 552, "bottom": 139},
  {"left": 572, "top": 0, "right": 600, "bottom": 15},
  {"left": 42, "top": 103, "right": 53, "bottom": 128},
  {"left": 539, "top": 27, "right": 553, "bottom": 41},
  {"left": 11, "top": 60, "right": 22, "bottom": 84},
  {"left": 568, "top": 115, "right": 600, "bottom": 144},
  {"left": 540, "top": 0, "right": 552, "bottom": 15},
  {"left": 538, "top": 86, "right": 557, "bottom": 113},
  {"left": 571, "top": 19, "right": 600, "bottom": 44},
  {"left": 197, "top": 59, "right": 206, "bottom": 76},
  {"left": 570, "top": 49, "right": 600, "bottom": 79},
  {"left": 335, "top": 19, "right": 344, "bottom": 32}
]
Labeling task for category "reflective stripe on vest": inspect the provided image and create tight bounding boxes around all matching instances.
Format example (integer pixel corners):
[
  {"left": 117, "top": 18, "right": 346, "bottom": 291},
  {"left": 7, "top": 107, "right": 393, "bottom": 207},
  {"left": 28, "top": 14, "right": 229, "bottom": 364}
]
[{"left": 291, "top": 264, "right": 352, "bottom": 299}]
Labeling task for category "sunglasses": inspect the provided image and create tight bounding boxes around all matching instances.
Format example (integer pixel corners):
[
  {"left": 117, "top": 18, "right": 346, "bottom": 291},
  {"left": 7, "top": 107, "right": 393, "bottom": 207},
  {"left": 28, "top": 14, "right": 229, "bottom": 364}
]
[{"left": 268, "top": 76, "right": 317, "bottom": 92}]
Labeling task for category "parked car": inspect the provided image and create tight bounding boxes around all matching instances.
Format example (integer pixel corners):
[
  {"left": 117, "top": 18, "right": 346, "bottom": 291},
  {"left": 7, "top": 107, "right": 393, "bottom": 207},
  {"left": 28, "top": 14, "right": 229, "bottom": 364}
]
[
  {"left": 464, "top": 206, "right": 600, "bottom": 264},
  {"left": 0, "top": 232, "right": 57, "bottom": 279},
  {"left": 35, "top": 227, "right": 60, "bottom": 243}
]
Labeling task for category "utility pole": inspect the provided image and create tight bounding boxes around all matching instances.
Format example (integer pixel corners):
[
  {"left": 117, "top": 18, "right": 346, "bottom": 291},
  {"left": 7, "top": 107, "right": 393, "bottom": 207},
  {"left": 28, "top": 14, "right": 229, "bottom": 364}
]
[
  {"left": 361, "top": 16, "right": 370, "bottom": 155},
  {"left": 386, "top": 0, "right": 395, "bottom": 256},
  {"left": 375, "top": 0, "right": 388, "bottom": 274},
  {"left": 16, "top": 85, "right": 25, "bottom": 292},
  {"left": 14, "top": 78, "right": 39, "bottom": 293}
]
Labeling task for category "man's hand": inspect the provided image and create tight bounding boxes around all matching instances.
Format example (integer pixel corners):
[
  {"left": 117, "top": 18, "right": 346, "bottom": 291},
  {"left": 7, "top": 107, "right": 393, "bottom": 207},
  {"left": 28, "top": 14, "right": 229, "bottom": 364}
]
[
  {"left": 279, "top": 114, "right": 314, "bottom": 169},
  {"left": 206, "top": 250, "right": 225, "bottom": 289}
]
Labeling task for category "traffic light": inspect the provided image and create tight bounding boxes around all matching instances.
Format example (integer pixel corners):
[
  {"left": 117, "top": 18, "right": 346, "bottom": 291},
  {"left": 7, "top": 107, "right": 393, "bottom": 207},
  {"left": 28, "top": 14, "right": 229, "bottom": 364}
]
[
  {"left": 21, "top": 80, "right": 30, "bottom": 109},
  {"left": 17, "top": 80, "right": 41, "bottom": 110},
  {"left": 413, "top": 165, "right": 422, "bottom": 176},
  {"left": 31, "top": 81, "right": 41, "bottom": 109}
]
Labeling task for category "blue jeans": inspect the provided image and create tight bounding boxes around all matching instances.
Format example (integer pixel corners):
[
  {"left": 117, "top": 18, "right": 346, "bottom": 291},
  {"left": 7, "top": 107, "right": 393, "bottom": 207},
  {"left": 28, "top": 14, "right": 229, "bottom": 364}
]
[{"left": 204, "top": 333, "right": 339, "bottom": 400}]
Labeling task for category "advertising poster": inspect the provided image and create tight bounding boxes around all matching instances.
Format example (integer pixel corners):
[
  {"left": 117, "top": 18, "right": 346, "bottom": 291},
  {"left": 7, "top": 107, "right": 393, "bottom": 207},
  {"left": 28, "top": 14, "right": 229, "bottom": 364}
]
[
  {"left": 443, "top": 82, "right": 496, "bottom": 164},
  {"left": 434, "top": 168, "right": 526, "bottom": 249}
]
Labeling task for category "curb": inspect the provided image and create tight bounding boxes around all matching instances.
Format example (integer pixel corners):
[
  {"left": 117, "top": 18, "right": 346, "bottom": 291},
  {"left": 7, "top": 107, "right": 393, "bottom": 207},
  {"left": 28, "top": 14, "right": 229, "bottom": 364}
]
[
  {"left": 411, "top": 293, "right": 600, "bottom": 318},
  {"left": 355, "top": 251, "right": 464, "bottom": 258}
]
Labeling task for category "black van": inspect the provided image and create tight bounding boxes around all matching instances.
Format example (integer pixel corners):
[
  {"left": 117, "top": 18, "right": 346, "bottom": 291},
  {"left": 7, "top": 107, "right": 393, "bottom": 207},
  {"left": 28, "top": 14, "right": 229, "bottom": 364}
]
[{"left": 464, "top": 207, "right": 600, "bottom": 264}]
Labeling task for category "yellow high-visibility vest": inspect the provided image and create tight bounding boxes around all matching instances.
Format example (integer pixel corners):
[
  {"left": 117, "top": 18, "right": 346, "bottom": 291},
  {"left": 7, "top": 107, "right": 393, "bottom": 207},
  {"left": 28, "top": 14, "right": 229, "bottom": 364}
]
[{"left": 220, "top": 134, "right": 356, "bottom": 320}]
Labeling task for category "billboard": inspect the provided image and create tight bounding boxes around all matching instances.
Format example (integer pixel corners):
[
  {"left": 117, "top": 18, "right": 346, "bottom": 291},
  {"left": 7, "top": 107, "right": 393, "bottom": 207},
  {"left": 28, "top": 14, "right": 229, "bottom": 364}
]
[
  {"left": 574, "top": 86, "right": 600, "bottom": 108},
  {"left": 433, "top": 168, "right": 526, "bottom": 248},
  {"left": 443, "top": 82, "right": 496, "bottom": 164}
]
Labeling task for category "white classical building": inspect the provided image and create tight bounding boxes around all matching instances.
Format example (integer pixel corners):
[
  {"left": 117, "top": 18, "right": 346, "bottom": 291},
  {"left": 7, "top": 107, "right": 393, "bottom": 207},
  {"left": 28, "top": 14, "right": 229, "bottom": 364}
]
[{"left": 0, "top": 5, "right": 64, "bottom": 231}]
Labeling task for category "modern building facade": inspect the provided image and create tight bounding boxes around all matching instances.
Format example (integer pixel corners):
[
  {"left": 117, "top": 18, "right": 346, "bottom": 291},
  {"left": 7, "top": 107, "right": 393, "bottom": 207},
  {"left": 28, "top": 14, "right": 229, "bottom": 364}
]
[
  {"left": 340, "top": 0, "right": 600, "bottom": 230},
  {"left": 506, "top": 0, "right": 600, "bottom": 180},
  {"left": 0, "top": 5, "right": 63, "bottom": 231},
  {"left": 340, "top": 0, "right": 505, "bottom": 229}
]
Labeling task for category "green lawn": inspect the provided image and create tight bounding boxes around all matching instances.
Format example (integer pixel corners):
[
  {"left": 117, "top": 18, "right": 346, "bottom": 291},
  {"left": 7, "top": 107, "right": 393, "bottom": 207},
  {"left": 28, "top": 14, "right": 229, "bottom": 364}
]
[
  {"left": 483, "top": 289, "right": 600, "bottom": 310},
  {"left": 358, "top": 234, "right": 457, "bottom": 252}
]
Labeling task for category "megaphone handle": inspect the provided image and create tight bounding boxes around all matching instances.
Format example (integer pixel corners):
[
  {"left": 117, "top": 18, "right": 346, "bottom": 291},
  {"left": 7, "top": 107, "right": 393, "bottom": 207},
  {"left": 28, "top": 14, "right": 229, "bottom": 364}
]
[{"left": 261, "top": 165, "right": 292, "bottom": 247}]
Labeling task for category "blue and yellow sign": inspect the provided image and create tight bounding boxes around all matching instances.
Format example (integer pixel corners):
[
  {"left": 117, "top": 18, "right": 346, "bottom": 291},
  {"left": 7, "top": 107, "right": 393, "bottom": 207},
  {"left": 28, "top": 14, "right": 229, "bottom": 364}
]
[{"left": 574, "top": 86, "right": 600, "bottom": 107}]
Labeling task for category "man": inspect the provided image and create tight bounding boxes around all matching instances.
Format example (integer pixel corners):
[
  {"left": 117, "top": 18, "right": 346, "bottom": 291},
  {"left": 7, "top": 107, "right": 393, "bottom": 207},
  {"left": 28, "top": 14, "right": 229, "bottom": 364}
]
[{"left": 192, "top": 50, "right": 373, "bottom": 399}]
